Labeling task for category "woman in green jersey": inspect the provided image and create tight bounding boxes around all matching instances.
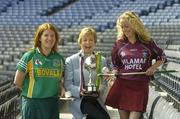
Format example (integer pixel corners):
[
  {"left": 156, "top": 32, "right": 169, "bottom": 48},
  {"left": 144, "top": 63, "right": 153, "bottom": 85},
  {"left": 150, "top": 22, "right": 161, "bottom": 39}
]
[{"left": 14, "top": 23, "right": 65, "bottom": 119}]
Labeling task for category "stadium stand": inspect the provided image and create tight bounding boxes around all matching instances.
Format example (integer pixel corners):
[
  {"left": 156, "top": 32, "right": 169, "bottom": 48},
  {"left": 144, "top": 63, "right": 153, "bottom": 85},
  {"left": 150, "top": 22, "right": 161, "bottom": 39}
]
[{"left": 0, "top": 0, "right": 180, "bottom": 118}]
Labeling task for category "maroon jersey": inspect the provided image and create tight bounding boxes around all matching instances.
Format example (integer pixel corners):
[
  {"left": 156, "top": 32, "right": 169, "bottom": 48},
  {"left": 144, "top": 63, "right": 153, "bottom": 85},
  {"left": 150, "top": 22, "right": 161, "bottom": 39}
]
[{"left": 112, "top": 39, "right": 166, "bottom": 81}]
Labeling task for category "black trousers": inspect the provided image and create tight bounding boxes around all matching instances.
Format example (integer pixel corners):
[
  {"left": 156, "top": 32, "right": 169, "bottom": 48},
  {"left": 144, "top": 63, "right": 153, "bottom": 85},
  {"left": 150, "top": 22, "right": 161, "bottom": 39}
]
[{"left": 80, "top": 97, "right": 110, "bottom": 119}]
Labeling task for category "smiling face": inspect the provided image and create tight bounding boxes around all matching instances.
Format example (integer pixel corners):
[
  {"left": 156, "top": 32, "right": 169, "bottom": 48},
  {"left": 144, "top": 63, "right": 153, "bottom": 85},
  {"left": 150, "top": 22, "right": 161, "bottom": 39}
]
[
  {"left": 40, "top": 29, "right": 56, "bottom": 51},
  {"left": 120, "top": 19, "right": 135, "bottom": 39},
  {"left": 80, "top": 34, "right": 96, "bottom": 55},
  {"left": 34, "top": 23, "right": 59, "bottom": 53},
  {"left": 78, "top": 27, "right": 97, "bottom": 55}
]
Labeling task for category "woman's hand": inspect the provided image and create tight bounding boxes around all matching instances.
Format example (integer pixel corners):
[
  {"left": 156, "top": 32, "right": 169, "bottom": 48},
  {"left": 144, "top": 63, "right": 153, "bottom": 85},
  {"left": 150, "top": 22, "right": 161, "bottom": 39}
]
[
  {"left": 103, "top": 74, "right": 113, "bottom": 81},
  {"left": 60, "top": 86, "right": 66, "bottom": 97},
  {"left": 102, "top": 67, "right": 117, "bottom": 81},
  {"left": 112, "top": 69, "right": 118, "bottom": 76},
  {"left": 146, "top": 66, "right": 156, "bottom": 76},
  {"left": 102, "top": 69, "right": 117, "bottom": 88},
  {"left": 146, "top": 60, "right": 164, "bottom": 76},
  {"left": 80, "top": 88, "right": 99, "bottom": 98},
  {"left": 106, "top": 70, "right": 117, "bottom": 87},
  {"left": 80, "top": 88, "right": 87, "bottom": 96}
]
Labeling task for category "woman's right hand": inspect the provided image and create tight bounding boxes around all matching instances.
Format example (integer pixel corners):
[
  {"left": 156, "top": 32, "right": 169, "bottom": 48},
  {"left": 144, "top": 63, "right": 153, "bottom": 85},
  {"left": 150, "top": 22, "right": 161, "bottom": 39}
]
[
  {"left": 107, "top": 69, "right": 118, "bottom": 80},
  {"left": 112, "top": 69, "right": 118, "bottom": 76},
  {"left": 102, "top": 67, "right": 117, "bottom": 81},
  {"left": 80, "top": 88, "right": 87, "bottom": 96},
  {"left": 80, "top": 88, "right": 99, "bottom": 98},
  {"left": 105, "top": 69, "right": 117, "bottom": 87}
]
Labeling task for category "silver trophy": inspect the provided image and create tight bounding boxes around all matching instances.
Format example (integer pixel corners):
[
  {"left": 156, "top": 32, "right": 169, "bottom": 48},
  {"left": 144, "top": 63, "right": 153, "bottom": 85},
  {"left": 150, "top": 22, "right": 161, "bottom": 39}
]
[{"left": 84, "top": 55, "right": 97, "bottom": 94}]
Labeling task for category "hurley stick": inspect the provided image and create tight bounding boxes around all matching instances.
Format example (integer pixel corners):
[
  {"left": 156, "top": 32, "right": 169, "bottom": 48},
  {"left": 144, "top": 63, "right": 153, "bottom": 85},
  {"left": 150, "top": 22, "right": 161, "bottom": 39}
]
[{"left": 98, "top": 70, "right": 178, "bottom": 76}]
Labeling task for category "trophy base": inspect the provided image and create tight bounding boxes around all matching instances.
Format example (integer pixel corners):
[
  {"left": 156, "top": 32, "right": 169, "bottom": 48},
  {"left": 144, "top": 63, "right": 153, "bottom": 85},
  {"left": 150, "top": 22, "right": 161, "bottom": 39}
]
[
  {"left": 85, "top": 85, "right": 97, "bottom": 92},
  {"left": 84, "top": 90, "right": 98, "bottom": 94},
  {"left": 82, "top": 85, "right": 99, "bottom": 98},
  {"left": 83, "top": 90, "right": 99, "bottom": 98}
]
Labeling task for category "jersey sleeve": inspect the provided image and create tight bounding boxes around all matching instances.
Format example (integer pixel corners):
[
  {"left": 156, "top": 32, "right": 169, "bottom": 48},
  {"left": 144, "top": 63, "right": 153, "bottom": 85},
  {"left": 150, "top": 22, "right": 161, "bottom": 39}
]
[
  {"left": 150, "top": 40, "right": 167, "bottom": 62},
  {"left": 111, "top": 40, "right": 123, "bottom": 70},
  {"left": 16, "top": 50, "right": 34, "bottom": 73}
]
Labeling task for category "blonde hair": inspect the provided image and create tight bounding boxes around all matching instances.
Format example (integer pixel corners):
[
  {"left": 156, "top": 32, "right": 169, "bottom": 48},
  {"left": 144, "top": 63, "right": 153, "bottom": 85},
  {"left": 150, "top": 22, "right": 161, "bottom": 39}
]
[
  {"left": 78, "top": 27, "right": 97, "bottom": 45},
  {"left": 34, "top": 22, "right": 59, "bottom": 52},
  {"left": 116, "top": 11, "right": 151, "bottom": 43}
]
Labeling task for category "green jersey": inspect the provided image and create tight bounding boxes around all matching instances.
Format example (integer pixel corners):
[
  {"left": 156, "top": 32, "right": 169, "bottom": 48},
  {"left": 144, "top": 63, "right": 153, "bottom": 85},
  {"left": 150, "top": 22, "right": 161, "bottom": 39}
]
[{"left": 17, "top": 48, "right": 64, "bottom": 98}]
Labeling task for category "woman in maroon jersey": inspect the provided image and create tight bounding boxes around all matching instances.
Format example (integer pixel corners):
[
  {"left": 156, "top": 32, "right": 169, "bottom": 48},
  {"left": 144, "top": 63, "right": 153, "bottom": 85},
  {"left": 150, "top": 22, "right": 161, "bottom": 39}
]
[{"left": 105, "top": 11, "right": 167, "bottom": 119}]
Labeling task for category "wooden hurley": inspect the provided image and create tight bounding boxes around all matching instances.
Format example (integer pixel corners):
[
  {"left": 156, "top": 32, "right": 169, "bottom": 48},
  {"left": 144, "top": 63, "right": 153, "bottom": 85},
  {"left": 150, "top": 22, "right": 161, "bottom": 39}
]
[{"left": 98, "top": 70, "right": 178, "bottom": 76}]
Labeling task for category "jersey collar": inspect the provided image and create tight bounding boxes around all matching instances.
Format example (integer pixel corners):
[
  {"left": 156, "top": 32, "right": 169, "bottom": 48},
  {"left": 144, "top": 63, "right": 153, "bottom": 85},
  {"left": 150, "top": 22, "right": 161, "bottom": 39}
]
[{"left": 36, "top": 47, "right": 54, "bottom": 57}]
